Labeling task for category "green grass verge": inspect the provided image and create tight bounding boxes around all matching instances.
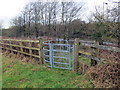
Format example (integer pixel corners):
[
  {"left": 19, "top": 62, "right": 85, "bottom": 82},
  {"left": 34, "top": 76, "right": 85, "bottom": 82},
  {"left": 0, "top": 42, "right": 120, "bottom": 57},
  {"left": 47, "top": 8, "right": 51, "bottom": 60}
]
[{"left": 2, "top": 54, "right": 93, "bottom": 88}]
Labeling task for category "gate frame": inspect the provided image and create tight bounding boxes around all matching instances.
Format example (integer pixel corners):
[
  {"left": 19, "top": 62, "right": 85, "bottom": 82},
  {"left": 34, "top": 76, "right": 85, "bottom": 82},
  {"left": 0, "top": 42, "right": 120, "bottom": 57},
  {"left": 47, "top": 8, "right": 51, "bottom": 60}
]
[{"left": 43, "top": 39, "right": 74, "bottom": 70}]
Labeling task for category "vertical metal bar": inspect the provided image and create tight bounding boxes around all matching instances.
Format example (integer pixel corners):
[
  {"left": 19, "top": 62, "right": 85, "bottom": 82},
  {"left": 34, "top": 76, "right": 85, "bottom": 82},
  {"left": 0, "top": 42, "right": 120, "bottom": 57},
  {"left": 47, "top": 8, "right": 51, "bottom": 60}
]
[
  {"left": 60, "top": 40, "right": 62, "bottom": 57},
  {"left": 52, "top": 44, "right": 54, "bottom": 68},
  {"left": 68, "top": 45, "right": 71, "bottom": 70},
  {"left": 72, "top": 45, "right": 75, "bottom": 71},
  {"left": 66, "top": 40, "right": 68, "bottom": 44},
  {"left": 43, "top": 42, "right": 45, "bottom": 64},
  {"left": 49, "top": 43, "right": 53, "bottom": 69}
]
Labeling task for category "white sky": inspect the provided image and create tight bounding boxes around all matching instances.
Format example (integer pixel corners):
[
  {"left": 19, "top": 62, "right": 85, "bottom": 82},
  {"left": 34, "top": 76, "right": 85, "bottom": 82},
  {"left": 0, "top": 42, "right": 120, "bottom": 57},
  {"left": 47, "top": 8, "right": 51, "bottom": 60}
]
[{"left": 0, "top": 0, "right": 112, "bottom": 28}]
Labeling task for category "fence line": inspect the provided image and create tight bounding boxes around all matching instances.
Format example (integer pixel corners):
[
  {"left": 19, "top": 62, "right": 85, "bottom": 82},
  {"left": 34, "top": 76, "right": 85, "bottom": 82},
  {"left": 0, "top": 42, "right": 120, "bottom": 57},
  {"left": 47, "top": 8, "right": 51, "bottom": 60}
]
[
  {"left": 0, "top": 38, "right": 120, "bottom": 72},
  {"left": 0, "top": 39, "right": 43, "bottom": 63}
]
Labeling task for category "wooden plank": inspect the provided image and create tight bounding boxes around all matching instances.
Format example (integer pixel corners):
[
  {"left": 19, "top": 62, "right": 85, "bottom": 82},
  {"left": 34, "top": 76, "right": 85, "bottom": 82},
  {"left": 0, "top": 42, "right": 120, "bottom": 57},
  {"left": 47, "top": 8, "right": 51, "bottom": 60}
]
[
  {"left": 81, "top": 43, "right": 120, "bottom": 52},
  {"left": 79, "top": 50, "right": 91, "bottom": 56},
  {"left": 1, "top": 39, "right": 39, "bottom": 42},
  {"left": 0, "top": 43, "right": 40, "bottom": 50}
]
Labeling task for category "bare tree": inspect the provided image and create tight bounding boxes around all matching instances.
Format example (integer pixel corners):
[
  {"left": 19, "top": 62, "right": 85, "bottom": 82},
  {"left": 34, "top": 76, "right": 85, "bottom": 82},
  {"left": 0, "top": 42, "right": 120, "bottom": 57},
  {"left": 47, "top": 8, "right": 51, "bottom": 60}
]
[
  {"left": 32, "top": 2, "right": 40, "bottom": 37},
  {"left": 21, "top": 11, "right": 27, "bottom": 37},
  {"left": 24, "top": 2, "right": 34, "bottom": 38},
  {"left": 61, "top": 1, "right": 84, "bottom": 39},
  {"left": 10, "top": 1, "right": 85, "bottom": 39}
]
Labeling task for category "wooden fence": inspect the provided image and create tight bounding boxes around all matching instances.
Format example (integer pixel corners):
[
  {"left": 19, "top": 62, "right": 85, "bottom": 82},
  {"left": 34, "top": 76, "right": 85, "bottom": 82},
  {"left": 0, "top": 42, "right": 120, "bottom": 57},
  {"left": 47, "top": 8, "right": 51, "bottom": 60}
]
[
  {"left": 0, "top": 38, "right": 44, "bottom": 64},
  {"left": 0, "top": 38, "right": 120, "bottom": 73},
  {"left": 74, "top": 38, "right": 120, "bottom": 73}
]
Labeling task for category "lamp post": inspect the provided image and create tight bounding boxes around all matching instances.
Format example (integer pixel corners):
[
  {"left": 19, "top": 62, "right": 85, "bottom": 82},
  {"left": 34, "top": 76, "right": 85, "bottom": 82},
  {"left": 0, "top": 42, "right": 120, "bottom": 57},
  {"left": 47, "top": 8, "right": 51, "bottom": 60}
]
[
  {"left": 112, "top": 1, "right": 120, "bottom": 47},
  {"left": 108, "top": 0, "right": 120, "bottom": 47},
  {"left": 103, "top": 2, "right": 108, "bottom": 21}
]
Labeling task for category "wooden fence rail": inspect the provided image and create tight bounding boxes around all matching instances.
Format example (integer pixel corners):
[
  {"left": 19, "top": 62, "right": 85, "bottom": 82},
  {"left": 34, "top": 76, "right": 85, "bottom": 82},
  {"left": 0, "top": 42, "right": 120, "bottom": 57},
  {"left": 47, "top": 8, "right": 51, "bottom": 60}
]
[
  {"left": 81, "top": 43, "right": 120, "bottom": 52},
  {"left": 78, "top": 39, "right": 120, "bottom": 59},
  {"left": 0, "top": 38, "right": 44, "bottom": 64}
]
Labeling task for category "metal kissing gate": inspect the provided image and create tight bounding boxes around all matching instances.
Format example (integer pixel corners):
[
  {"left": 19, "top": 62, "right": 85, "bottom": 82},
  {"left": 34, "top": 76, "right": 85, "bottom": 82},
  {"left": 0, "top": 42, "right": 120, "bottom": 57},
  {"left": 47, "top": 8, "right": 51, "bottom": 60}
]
[{"left": 43, "top": 39, "right": 74, "bottom": 70}]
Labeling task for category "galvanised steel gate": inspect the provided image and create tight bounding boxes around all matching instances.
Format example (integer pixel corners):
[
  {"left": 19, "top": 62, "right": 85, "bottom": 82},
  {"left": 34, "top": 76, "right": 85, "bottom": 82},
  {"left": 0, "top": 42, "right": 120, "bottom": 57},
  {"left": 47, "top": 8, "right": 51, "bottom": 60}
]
[{"left": 43, "top": 39, "right": 74, "bottom": 70}]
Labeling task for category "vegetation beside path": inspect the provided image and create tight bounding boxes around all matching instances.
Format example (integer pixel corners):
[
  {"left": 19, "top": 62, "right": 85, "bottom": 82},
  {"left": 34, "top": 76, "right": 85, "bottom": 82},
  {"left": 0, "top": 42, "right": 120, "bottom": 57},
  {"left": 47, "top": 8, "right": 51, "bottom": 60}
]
[{"left": 2, "top": 54, "right": 93, "bottom": 88}]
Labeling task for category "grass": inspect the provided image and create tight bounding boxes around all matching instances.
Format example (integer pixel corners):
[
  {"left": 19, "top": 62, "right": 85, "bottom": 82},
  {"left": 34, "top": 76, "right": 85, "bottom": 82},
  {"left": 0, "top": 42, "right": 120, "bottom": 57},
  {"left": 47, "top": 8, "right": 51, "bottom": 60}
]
[
  {"left": 79, "top": 56, "right": 91, "bottom": 66},
  {"left": 2, "top": 54, "right": 93, "bottom": 88}
]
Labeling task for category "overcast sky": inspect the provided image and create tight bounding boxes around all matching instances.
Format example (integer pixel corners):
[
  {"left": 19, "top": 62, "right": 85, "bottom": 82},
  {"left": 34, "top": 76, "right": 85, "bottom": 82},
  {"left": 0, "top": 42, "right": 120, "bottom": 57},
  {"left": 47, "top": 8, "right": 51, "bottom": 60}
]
[{"left": 0, "top": 0, "right": 113, "bottom": 28}]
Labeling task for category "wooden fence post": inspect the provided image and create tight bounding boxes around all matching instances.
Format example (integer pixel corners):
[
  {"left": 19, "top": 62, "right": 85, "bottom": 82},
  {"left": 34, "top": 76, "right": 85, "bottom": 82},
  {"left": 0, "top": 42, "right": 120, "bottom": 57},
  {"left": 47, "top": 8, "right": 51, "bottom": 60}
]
[
  {"left": 8, "top": 40, "right": 11, "bottom": 53},
  {"left": 38, "top": 38, "right": 44, "bottom": 64},
  {"left": 20, "top": 41, "right": 23, "bottom": 53},
  {"left": 29, "top": 42, "right": 32, "bottom": 60},
  {"left": 74, "top": 38, "right": 80, "bottom": 73},
  {"left": 9, "top": 40, "right": 14, "bottom": 55}
]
